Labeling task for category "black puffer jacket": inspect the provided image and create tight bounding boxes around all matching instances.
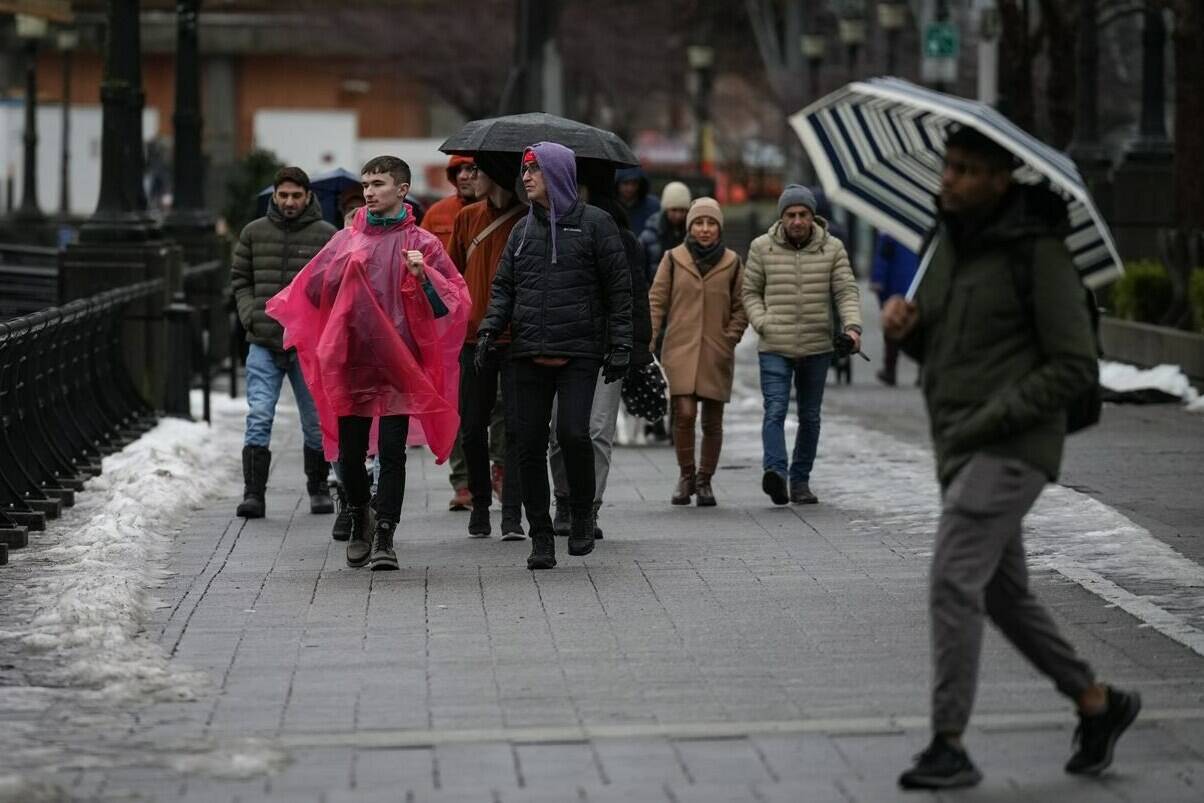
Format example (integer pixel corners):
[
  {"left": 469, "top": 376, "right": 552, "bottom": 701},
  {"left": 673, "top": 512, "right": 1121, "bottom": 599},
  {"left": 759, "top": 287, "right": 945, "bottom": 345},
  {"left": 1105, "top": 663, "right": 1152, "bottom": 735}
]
[
  {"left": 480, "top": 199, "right": 633, "bottom": 360},
  {"left": 231, "top": 196, "right": 336, "bottom": 351},
  {"left": 619, "top": 227, "right": 654, "bottom": 367}
]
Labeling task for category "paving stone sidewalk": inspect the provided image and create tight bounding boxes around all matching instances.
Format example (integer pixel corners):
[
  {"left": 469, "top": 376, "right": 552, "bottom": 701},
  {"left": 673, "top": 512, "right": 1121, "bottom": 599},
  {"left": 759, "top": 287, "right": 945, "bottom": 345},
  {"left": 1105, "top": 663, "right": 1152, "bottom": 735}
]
[{"left": 8, "top": 391, "right": 1204, "bottom": 802}]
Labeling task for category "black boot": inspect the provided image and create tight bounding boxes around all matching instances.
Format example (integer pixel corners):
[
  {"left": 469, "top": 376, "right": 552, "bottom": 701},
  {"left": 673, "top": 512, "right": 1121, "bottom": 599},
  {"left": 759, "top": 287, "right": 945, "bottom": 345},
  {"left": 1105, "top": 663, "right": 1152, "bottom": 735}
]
[
  {"left": 345, "top": 505, "right": 373, "bottom": 568},
  {"left": 695, "top": 473, "right": 716, "bottom": 507},
  {"left": 236, "top": 446, "right": 270, "bottom": 518},
  {"left": 500, "top": 506, "right": 526, "bottom": 541},
  {"left": 330, "top": 481, "right": 350, "bottom": 541},
  {"left": 468, "top": 504, "right": 492, "bottom": 538},
  {"left": 567, "top": 507, "right": 596, "bottom": 557},
  {"left": 592, "top": 501, "right": 604, "bottom": 540},
  {"left": 552, "top": 495, "right": 571, "bottom": 536},
  {"left": 303, "top": 447, "right": 334, "bottom": 514},
  {"left": 369, "top": 519, "right": 399, "bottom": 571},
  {"left": 527, "top": 532, "right": 556, "bottom": 570}
]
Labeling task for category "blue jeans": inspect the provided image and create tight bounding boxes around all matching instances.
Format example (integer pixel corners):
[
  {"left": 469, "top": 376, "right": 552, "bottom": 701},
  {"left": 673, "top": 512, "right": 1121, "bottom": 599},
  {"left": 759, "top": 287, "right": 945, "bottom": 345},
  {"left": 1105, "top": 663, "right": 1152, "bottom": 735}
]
[
  {"left": 244, "top": 343, "right": 322, "bottom": 451},
  {"left": 759, "top": 351, "right": 832, "bottom": 485}
]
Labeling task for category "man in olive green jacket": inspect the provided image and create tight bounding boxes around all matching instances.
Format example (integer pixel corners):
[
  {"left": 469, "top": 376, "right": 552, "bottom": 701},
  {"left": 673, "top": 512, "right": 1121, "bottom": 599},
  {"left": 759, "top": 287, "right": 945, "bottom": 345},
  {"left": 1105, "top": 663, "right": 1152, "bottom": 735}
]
[
  {"left": 884, "top": 127, "right": 1139, "bottom": 790},
  {"left": 230, "top": 166, "right": 336, "bottom": 519},
  {"left": 743, "top": 184, "right": 861, "bottom": 506}
]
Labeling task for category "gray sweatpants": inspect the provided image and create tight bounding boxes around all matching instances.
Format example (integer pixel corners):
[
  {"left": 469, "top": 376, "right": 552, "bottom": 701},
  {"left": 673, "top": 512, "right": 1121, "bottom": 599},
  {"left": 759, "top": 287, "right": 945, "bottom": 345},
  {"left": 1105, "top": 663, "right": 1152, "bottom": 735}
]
[
  {"left": 931, "top": 453, "right": 1095, "bottom": 734},
  {"left": 549, "top": 373, "right": 623, "bottom": 503}
]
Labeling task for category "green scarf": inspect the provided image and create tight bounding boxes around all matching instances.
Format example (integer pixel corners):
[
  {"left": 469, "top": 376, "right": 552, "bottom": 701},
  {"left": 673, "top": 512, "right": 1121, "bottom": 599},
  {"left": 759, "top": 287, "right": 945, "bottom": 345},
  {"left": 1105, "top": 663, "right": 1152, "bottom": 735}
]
[{"left": 366, "top": 206, "right": 407, "bottom": 227}]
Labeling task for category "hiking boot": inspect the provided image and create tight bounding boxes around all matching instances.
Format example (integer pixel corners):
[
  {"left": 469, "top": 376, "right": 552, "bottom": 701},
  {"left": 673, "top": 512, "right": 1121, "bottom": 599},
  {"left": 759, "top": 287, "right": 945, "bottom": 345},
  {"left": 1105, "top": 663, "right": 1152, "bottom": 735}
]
[
  {"left": 567, "top": 509, "right": 595, "bottom": 557},
  {"left": 1065, "top": 687, "right": 1142, "bottom": 776},
  {"left": 790, "top": 482, "right": 818, "bottom": 505},
  {"left": 761, "top": 469, "right": 789, "bottom": 506},
  {"left": 468, "top": 504, "right": 492, "bottom": 538},
  {"left": 898, "top": 736, "right": 983, "bottom": 790},
  {"left": 552, "top": 494, "right": 571, "bottom": 536},
  {"left": 448, "top": 486, "right": 471, "bottom": 511},
  {"left": 369, "top": 520, "right": 399, "bottom": 571},
  {"left": 330, "top": 481, "right": 350, "bottom": 541},
  {"left": 236, "top": 446, "right": 270, "bottom": 518},
  {"left": 592, "top": 501, "right": 604, "bottom": 540},
  {"left": 500, "top": 508, "right": 526, "bottom": 541},
  {"left": 695, "top": 473, "right": 716, "bottom": 507},
  {"left": 345, "top": 505, "right": 373, "bottom": 568},
  {"left": 491, "top": 463, "right": 505, "bottom": 501},
  {"left": 671, "top": 470, "right": 696, "bottom": 506},
  {"left": 303, "top": 446, "right": 334, "bottom": 514},
  {"left": 527, "top": 533, "right": 556, "bottom": 570}
]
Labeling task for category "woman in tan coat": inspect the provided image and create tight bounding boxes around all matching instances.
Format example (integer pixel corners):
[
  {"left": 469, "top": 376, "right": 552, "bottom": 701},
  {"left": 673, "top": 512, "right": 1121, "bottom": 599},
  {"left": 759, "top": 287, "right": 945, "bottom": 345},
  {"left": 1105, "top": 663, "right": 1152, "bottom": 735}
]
[{"left": 649, "top": 197, "right": 748, "bottom": 506}]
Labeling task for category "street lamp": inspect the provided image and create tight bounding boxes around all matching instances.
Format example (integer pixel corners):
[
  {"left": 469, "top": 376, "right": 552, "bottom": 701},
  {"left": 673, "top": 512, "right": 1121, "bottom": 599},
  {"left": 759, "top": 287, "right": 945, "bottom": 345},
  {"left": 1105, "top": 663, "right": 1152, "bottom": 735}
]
[
  {"left": 877, "top": 1, "right": 907, "bottom": 76},
  {"left": 687, "top": 44, "right": 716, "bottom": 175},
  {"left": 15, "top": 14, "right": 49, "bottom": 223},
  {"left": 839, "top": 1, "right": 867, "bottom": 72},
  {"left": 57, "top": 28, "right": 78, "bottom": 217},
  {"left": 800, "top": 33, "right": 826, "bottom": 101}
]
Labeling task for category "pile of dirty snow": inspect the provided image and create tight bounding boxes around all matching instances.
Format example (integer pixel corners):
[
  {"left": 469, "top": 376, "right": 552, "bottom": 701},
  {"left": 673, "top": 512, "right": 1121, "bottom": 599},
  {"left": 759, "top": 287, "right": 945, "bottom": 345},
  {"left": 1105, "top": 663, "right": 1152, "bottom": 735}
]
[{"left": 1099, "top": 360, "right": 1204, "bottom": 412}]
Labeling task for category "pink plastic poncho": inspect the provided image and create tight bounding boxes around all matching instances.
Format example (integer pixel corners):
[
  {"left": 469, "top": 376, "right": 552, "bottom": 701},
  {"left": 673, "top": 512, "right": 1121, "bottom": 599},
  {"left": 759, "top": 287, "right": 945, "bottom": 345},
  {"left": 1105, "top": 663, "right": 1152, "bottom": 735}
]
[{"left": 266, "top": 205, "right": 470, "bottom": 462}]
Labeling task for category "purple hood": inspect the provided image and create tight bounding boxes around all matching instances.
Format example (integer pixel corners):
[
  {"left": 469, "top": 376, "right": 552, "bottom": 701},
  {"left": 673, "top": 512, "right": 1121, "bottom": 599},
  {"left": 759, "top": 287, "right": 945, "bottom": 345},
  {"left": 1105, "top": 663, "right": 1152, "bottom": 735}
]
[{"left": 517, "top": 141, "right": 578, "bottom": 263}]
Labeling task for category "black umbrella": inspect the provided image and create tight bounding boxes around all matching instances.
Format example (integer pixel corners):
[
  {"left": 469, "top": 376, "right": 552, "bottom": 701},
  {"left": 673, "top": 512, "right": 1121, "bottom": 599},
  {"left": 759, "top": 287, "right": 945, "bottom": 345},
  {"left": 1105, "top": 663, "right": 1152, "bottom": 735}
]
[{"left": 439, "top": 112, "right": 639, "bottom": 166}]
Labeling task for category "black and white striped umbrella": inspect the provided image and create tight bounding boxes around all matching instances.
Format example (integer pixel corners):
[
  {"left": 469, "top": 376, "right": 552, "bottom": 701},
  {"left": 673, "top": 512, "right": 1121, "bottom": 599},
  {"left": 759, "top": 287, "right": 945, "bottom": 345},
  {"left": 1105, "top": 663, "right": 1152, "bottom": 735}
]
[{"left": 790, "top": 77, "right": 1123, "bottom": 290}]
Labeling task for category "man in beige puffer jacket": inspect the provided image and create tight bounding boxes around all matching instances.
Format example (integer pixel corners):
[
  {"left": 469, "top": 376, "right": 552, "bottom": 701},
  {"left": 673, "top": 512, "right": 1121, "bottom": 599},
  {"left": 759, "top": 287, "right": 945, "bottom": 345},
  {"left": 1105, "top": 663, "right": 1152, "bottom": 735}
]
[{"left": 743, "top": 185, "right": 861, "bottom": 505}]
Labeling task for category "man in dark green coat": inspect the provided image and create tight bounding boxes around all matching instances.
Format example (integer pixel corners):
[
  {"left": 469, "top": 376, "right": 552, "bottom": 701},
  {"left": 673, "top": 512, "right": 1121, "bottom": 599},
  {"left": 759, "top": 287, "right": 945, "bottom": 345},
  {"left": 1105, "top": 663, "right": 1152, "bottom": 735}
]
[
  {"left": 230, "top": 166, "right": 336, "bottom": 519},
  {"left": 883, "top": 127, "right": 1140, "bottom": 790}
]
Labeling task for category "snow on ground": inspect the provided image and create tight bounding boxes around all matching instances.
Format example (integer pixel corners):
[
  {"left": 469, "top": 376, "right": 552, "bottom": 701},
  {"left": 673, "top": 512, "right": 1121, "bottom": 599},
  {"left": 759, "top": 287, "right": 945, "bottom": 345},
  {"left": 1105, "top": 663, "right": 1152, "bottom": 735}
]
[
  {"left": 725, "top": 375, "right": 1204, "bottom": 656},
  {"left": 1100, "top": 360, "right": 1204, "bottom": 412},
  {"left": 0, "top": 390, "right": 243, "bottom": 704}
]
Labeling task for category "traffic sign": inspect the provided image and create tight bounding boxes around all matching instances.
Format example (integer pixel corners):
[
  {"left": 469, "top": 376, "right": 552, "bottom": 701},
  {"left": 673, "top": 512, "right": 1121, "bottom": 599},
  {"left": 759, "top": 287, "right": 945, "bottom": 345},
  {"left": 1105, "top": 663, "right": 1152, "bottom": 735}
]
[{"left": 924, "top": 22, "right": 960, "bottom": 59}]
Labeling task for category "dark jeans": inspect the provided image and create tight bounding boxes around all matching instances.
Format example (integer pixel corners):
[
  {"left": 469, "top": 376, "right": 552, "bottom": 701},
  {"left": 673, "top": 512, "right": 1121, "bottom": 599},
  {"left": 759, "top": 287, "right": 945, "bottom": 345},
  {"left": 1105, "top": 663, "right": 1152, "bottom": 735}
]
[
  {"left": 759, "top": 351, "right": 832, "bottom": 485},
  {"left": 338, "top": 415, "right": 409, "bottom": 524},
  {"left": 511, "top": 357, "right": 601, "bottom": 535},
  {"left": 459, "top": 344, "right": 522, "bottom": 514}
]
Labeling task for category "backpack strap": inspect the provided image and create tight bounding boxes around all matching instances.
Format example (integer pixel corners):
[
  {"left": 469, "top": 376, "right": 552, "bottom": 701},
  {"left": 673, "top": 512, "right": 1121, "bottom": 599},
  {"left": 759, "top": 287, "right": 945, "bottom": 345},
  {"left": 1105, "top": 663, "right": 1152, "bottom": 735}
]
[{"left": 466, "top": 204, "right": 524, "bottom": 264}]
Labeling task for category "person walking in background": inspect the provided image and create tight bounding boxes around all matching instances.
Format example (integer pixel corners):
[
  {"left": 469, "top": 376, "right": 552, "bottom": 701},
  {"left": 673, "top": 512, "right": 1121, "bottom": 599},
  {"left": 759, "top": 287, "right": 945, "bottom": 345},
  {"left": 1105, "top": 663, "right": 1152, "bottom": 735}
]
[
  {"left": 421, "top": 154, "right": 478, "bottom": 512},
  {"left": 477, "top": 143, "right": 632, "bottom": 569},
  {"left": 615, "top": 165, "right": 661, "bottom": 236},
  {"left": 448, "top": 155, "right": 527, "bottom": 541},
  {"left": 743, "top": 184, "right": 861, "bottom": 507},
  {"left": 549, "top": 186, "right": 654, "bottom": 540},
  {"left": 870, "top": 232, "right": 920, "bottom": 386},
  {"left": 649, "top": 197, "right": 747, "bottom": 507},
  {"left": 883, "top": 126, "right": 1139, "bottom": 790},
  {"left": 639, "top": 180, "right": 692, "bottom": 276},
  {"left": 230, "top": 167, "right": 337, "bottom": 520},
  {"left": 267, "top": 156, "right": 470, "bottom": 572}
]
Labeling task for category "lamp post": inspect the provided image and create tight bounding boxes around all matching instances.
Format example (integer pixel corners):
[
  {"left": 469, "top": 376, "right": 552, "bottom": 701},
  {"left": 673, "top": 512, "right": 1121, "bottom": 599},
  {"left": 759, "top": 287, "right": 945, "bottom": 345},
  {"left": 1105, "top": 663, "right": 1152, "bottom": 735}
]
[
  {"left": 800, "top": 33, "right": 826, "bottom": 102},
  {"left": 877, "top": 1, "right": 906, "bottom": 75},
  {"left": 15, "top": 14, "right": 47, "bottom": 224},
  {"left": 839, "top": 1, "right": 867, "bottom": 72},
  {"left": 687, "top": 43, "right": 715, "bottom": 176},
  {"left": 57, "top": 28, "right": 78, "bottom": 217}
]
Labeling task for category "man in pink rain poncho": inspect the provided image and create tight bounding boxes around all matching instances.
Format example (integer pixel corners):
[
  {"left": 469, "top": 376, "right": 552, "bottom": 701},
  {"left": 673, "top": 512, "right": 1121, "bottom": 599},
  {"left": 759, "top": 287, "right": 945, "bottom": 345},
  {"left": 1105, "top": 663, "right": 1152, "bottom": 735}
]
[{"left": 267, "top": 156, "right": 470, "bottom": 572}]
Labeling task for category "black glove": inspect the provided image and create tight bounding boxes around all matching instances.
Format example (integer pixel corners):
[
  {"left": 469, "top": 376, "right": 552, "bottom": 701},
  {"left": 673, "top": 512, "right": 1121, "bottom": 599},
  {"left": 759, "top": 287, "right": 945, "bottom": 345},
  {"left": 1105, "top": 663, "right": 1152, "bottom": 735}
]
[
  {"left": 602, "top": 348, "right": 631, "bottom": 384},
  {"left": 834, "top": 331, "right": 870, "bottom": 362},
  {"left": 474, "top": 331, "right": 495, "bottom": 373}
]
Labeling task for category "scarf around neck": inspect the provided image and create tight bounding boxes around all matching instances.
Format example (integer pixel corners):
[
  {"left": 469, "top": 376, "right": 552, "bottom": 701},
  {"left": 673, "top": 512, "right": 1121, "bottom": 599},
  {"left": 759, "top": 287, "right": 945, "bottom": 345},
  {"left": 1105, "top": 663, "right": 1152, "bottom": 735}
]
[{"left": 686, "top": 236, "right": 725, "bottom": 273}]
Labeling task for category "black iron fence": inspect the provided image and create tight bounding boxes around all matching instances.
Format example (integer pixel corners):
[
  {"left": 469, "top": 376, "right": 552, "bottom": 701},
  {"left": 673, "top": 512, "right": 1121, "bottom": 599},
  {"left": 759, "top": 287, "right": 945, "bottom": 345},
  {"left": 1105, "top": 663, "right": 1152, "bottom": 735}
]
[{"left": 0, "top": 280, "right": 164, "bottom": 566}]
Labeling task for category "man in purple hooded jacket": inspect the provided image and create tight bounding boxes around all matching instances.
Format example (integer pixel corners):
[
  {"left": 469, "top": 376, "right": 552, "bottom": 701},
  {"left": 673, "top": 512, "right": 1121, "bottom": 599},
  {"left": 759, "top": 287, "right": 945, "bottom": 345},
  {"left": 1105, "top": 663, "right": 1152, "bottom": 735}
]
[{"left": 477, "top": 142, "right": 633, "bottom": 569}]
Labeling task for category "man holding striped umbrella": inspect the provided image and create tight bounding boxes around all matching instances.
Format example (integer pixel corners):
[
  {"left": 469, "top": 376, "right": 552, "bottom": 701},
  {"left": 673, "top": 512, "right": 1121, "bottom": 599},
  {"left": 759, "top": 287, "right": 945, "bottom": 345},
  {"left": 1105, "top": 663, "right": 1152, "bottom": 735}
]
[{"left": 884, "top": 126, "right": 1139, "bottom": 790}]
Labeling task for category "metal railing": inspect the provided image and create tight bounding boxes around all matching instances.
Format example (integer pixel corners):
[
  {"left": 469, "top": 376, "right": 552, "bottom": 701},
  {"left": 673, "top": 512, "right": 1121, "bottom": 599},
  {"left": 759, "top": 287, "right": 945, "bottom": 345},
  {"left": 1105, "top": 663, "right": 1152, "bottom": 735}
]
[
  {"left": 0, "top": 243, "right": 60, "bottom": 320},
  {"left": 0, "top": 280, "right": 163, "bottom": 565}
]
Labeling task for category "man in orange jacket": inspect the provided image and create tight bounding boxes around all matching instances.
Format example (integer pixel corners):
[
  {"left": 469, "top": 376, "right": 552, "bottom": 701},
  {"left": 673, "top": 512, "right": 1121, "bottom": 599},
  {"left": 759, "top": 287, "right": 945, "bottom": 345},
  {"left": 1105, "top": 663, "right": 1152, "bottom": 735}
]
[
  {"left": 422, "top": 154, "right": 480, "bottom": 511},
  {"left": 448, "top": 154, "right": 526, "bottom": 540}
]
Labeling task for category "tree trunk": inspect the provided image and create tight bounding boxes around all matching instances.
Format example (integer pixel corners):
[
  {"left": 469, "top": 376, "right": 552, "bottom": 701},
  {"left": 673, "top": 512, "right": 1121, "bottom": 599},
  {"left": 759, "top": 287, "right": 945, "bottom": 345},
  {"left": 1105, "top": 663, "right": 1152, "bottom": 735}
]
[
  {"left": 1172, "top": 0, "right": 1204, "bottom": 230},
  {"left": 1039, "top": 0, "right": 1078, "bottom": 148},
  {"left": 997, "top": 1, "right": 1037, "bottom": 130}
]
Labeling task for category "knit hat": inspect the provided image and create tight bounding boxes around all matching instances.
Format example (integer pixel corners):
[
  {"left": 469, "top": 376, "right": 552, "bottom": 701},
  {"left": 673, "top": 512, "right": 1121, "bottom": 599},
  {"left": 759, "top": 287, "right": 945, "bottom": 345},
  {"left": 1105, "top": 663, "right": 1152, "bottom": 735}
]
[
  {"left": 445, "top": 154, "right": 474, "bottom": 184},
  {"left": 686, "top": 197, "right": 724, "bottom": 230},
  {"left": 777, "top": 183, "right": 817, "bottom": 218},
  {"left": 660, "top": 181, "right": 692, "bottom": 210}
]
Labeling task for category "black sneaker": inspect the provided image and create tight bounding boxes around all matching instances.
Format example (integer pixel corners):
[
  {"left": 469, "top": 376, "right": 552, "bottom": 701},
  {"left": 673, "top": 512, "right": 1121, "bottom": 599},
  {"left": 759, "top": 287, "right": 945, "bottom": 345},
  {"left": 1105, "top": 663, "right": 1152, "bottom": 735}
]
[
  {"left": 762, "top": 470, "right": 789, "bottom": 506},
  {"left": 468, "top": 504, "right": 492, "bottom": 538},
  {"left": 500, "top": 509, "right": 526, "bottom": 542},
  {"left": 527, "top": 533, "right": 556, "bottom": 570},
  {"left": 1065, "top": 687, "right": 1142, "bottom": 776},
  {"left": 898, "top": 737, "right": 983, "bottom": 790}
]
